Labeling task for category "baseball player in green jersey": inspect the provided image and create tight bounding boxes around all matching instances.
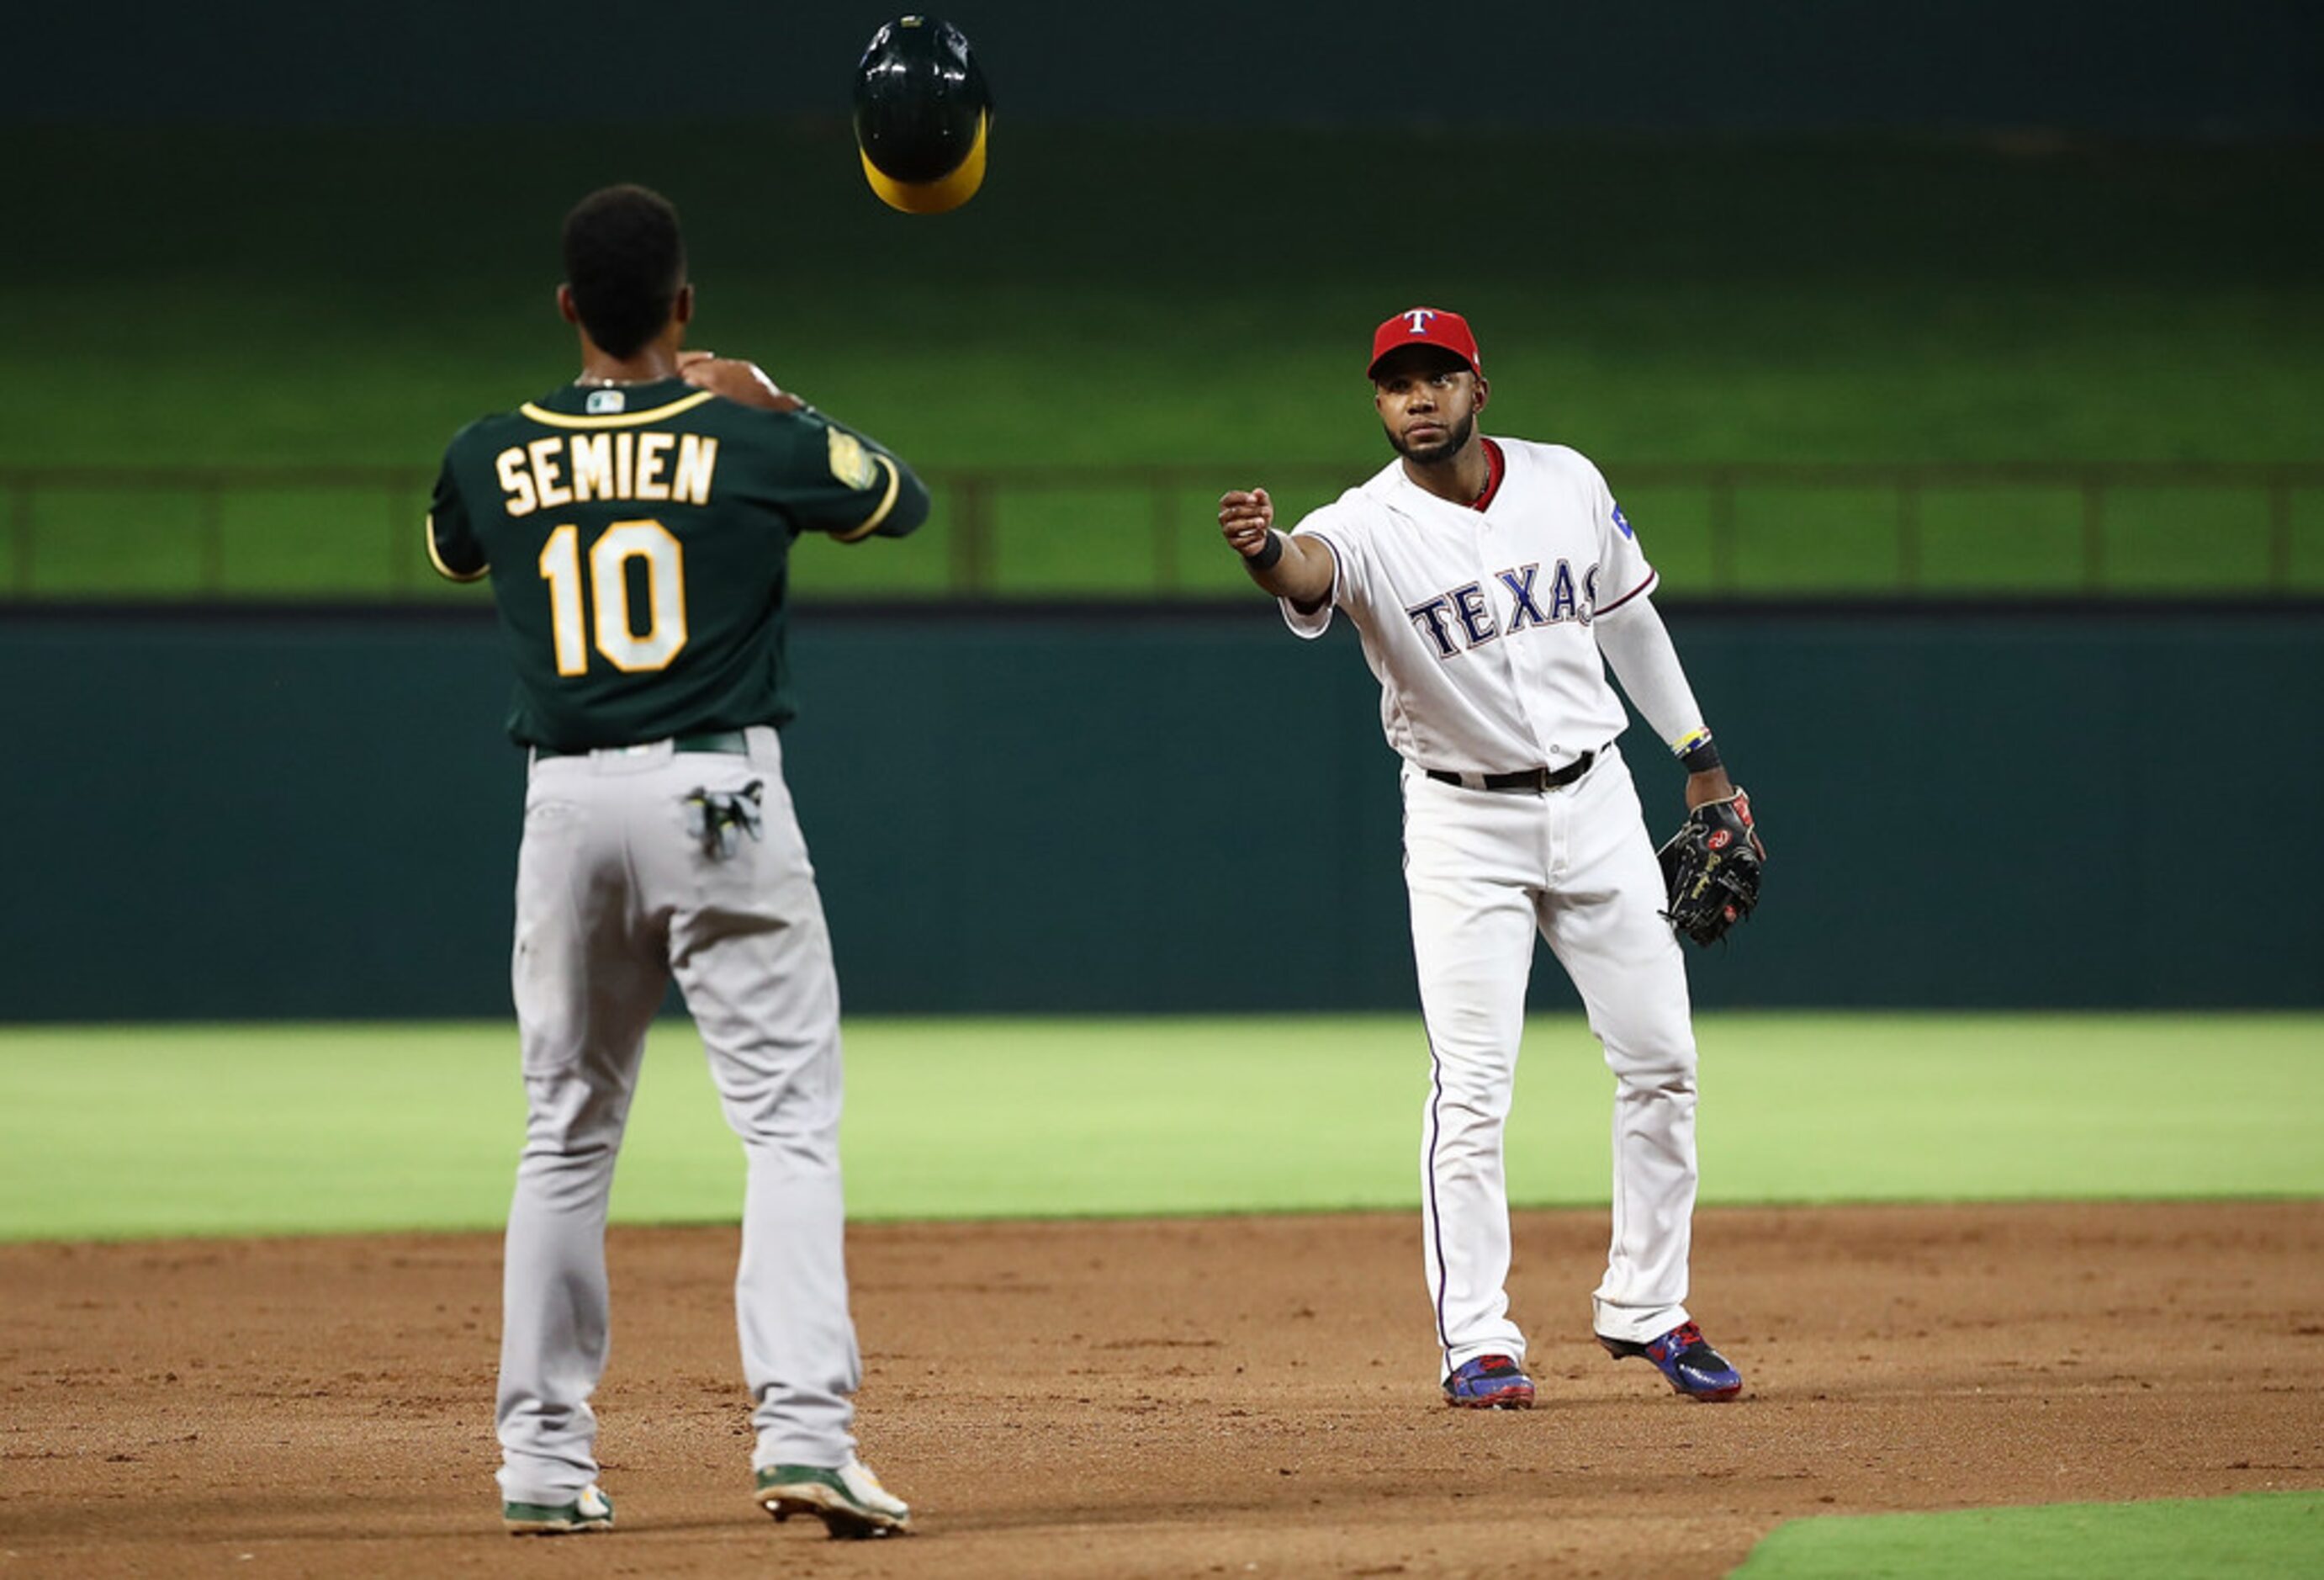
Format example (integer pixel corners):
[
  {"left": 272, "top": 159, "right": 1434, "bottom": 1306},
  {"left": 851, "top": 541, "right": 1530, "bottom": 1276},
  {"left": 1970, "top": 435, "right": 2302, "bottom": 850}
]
[{"left": 427, "top": 185, "right": 924, "bottom": 1540}]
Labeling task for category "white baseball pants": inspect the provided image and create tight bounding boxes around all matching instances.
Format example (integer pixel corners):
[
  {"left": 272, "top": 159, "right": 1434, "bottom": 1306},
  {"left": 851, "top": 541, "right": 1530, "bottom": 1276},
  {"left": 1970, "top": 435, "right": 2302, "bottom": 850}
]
[{"left": 1402, "top": 744, "right": 1700, "bottom": 1377}]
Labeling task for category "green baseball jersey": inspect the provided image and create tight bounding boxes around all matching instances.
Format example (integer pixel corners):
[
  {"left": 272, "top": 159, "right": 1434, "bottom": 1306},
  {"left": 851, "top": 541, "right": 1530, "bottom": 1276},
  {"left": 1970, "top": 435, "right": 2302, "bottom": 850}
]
[{"left": 427, "top": 377, "right": 927, "bottom": 750}]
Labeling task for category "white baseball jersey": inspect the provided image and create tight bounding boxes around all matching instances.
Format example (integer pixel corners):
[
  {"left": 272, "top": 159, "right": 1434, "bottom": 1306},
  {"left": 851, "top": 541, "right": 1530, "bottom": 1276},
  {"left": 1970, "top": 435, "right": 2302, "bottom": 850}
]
[{"left": 1282, "top": 438, "right": 1655, "bottom": 775}]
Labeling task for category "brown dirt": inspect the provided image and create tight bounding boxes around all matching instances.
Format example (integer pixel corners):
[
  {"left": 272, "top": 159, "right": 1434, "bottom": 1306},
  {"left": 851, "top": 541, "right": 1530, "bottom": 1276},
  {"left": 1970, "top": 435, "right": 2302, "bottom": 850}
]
[{"left": 2, "top": 1202, "right": 2319, "bottom": 1578}]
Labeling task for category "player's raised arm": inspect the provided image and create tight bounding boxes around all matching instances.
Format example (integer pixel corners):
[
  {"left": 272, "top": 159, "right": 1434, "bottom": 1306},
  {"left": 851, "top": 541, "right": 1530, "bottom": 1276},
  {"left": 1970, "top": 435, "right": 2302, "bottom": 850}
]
[
  {"left": 811, "top": 416, "right": 930, "bottom": 542},
  {"left": 680, "top": 351, "right": 807, "bottom": 412},
  {"left": 424, "top": 453, "right": 490, "bottom": 583},
  {"left": 1219, "top": 487, "right": 1333, "bottom": 606},
  {"left": 685, "top": 353, "right": 931, "bottom": 543}
]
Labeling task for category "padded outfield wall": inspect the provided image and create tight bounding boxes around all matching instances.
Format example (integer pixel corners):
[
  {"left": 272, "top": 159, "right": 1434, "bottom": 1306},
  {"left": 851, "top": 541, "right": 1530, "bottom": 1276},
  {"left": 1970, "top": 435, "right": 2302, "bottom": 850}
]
[{"left": 2, "top": 605, "right": 2315, "bottom": 1021}]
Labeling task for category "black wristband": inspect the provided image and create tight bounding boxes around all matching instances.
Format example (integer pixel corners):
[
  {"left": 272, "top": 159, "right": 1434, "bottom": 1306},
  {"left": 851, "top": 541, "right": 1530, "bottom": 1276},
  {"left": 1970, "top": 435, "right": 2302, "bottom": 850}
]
[
  {"left": 1247, "top": 531, "right": 1284, "bottom": 570},
  {"left": 1679, "top": 735, "right": 1723, "bottom": 775}
]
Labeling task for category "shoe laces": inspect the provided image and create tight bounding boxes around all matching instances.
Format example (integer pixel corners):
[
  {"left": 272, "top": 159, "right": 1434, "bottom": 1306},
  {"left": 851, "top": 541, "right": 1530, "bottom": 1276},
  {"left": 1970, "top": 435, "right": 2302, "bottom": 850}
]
[
  {"left": 1458, "top": 1355, "right": 1521, "bottom": 1381},
  {"left": 1652, "top": 1322, "right": 1709, "bottom": 1362}
]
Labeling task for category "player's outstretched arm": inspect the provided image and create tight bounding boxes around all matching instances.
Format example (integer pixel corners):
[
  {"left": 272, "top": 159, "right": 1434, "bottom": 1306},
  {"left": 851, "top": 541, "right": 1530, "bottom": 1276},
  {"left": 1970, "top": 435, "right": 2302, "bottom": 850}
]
[{"left": 1219, "top": 488, "right": 1333, "bottom": 606}]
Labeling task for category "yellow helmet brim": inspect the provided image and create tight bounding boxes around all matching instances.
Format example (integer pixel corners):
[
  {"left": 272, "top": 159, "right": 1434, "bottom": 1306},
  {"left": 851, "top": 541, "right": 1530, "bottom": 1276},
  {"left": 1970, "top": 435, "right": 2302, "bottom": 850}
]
[{"left": 860, "top": 110, "right": 989, "bottom": 215}]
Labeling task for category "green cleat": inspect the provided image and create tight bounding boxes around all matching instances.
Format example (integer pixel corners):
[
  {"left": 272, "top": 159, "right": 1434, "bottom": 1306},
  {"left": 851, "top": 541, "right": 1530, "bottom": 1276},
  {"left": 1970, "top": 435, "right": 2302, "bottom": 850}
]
[
  {"left": 502, "top": 1482, "right": 613, "bottom": 1535},
  {"left": 754, "top": 1456, "right": 911, "bottom": 1539}
]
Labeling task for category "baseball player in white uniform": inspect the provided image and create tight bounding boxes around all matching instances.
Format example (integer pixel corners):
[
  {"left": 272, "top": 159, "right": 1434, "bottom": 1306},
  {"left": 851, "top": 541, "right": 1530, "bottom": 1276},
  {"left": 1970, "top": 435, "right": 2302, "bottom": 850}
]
[{"left": 1218, "top": 307, "right": 1752, "bottom": 1408}]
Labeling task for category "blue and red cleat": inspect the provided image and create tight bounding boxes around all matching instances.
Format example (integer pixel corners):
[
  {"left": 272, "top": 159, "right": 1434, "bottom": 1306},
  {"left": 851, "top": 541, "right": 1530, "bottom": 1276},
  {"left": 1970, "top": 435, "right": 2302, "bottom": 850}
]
[
  {"left": 1598, "top": 1320, "right": 1743, "bottom": 1401},
  {"left": 1443, "top": 1354, "right": 1536, "bottom": 1409}
]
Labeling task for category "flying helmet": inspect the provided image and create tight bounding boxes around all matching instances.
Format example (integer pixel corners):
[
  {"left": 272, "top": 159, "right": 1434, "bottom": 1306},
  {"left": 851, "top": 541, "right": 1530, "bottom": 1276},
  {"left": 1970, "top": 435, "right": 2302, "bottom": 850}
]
[{"left": 853, "top": 16, "right": 993, "bottom": 214}]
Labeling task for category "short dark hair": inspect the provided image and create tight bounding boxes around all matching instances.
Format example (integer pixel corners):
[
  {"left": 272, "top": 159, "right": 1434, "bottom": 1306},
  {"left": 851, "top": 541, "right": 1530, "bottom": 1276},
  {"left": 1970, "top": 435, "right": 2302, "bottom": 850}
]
[{"left": 561, "top": 185, "right": 686, "bottom": 359}]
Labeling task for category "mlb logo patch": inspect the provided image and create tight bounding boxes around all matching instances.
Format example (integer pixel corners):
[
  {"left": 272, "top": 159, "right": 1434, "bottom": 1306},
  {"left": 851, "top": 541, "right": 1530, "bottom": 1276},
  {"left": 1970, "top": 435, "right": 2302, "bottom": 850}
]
[{"left": 586, "top": 390, "right": 627, "bottom": 415}]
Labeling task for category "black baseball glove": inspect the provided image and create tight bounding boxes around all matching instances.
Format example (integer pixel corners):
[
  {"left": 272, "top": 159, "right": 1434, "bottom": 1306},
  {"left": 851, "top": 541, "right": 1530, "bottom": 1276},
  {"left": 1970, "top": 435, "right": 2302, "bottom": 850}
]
[{"left": 1657, "top": 789, "right": 1766, "bottom": 947}]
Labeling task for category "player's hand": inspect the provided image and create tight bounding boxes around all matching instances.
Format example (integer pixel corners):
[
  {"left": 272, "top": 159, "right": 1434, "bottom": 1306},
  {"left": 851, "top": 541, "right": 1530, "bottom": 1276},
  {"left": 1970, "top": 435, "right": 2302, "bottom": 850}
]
[
  {"left": 1218, "top": 487, "right": 1276, "bottom": 558},
  {"left": 680, "top": 353, "right": 806, "bottom": 412},
  {"left": 1684, "top": 767, "right": 1738, "bottom": 809}
]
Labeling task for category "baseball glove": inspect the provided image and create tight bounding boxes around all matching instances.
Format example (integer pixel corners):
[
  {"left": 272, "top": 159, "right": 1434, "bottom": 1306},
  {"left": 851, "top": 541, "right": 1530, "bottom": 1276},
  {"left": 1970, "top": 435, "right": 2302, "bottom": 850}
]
[{"left": 1657, "top": 790, "right": 1766, "bottom": 947}]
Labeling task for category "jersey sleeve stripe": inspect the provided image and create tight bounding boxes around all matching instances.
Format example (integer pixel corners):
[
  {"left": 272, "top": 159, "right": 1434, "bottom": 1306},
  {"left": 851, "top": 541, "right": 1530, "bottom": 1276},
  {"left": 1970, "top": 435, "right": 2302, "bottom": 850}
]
[
  {"left": 829, "top": 453, "right": 903, "bottom": 543},
  {"left": 1594, "top": 567, "right": 1658, "bottom": 618},
  {"left": 515, "top": 390, "right": 718, "bottom": 429},
  {"left": 1277, "top": 528, "right": 1344, "bottom": 638},
  {"left": 424, "top": 513, "right": 489, "bottom": 582},
  {"left": 1301, "top": 528, "right": 1347, "bottom": 606}
]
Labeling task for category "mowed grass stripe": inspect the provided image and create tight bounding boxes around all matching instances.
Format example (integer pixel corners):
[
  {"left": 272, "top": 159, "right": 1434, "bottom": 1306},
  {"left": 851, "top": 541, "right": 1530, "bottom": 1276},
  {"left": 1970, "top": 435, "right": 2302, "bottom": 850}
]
[
  {"left": 1730, "top": 1490, "right": 2324, "bottom": 1579},
  {"left": 0, "top": 1015, "right": 2316, "bottom": 1242}
]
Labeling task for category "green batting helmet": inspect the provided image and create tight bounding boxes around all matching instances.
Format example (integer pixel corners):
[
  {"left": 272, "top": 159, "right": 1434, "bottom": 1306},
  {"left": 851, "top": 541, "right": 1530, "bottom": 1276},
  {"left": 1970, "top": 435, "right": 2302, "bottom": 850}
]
[{"left": 853, "top": 16, "right": 993, "bottom": 215}]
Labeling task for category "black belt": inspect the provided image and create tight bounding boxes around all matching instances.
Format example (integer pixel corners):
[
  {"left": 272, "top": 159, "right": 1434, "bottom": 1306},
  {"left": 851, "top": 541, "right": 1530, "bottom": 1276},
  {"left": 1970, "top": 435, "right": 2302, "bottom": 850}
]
[
  {"left": 532, "top": 729, "right": 751, "bottom": 761},
  {"left": 1427, "top": 750, "right": 1596, "bottom": 793}
]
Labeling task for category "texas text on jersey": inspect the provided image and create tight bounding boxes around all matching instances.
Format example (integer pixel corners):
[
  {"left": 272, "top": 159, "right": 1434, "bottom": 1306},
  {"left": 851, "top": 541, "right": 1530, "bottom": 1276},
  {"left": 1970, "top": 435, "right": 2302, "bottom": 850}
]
[{"left": 1286, "top": 437, "right": 1655, "bottom": 778}]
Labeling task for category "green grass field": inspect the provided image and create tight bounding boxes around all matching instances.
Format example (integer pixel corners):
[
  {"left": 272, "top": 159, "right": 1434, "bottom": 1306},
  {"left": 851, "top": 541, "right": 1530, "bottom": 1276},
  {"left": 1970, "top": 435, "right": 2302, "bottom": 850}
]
[
  {"left": 8, "top": 125, "right": 2320, "bottom": 598},
  {"left": 1735, "top": 1491, "right": 2324, "bottom": 1579},
  {"left": 4, "top": 1010, "right": 2316, "bottom": 1575},
  {"left": 3, "top": 1013, "right": 2315, "bottom": 1242}
]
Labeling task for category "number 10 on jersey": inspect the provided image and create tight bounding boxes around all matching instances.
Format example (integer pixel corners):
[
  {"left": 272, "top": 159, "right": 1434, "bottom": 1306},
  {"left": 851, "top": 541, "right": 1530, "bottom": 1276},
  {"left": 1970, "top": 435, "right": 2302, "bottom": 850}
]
[{"left": 537, "top": 520, "right": 690, "bottom": 675}]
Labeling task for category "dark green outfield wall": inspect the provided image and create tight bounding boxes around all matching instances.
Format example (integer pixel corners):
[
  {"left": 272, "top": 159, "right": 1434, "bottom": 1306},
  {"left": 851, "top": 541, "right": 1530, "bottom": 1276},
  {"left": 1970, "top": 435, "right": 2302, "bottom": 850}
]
[
  {"left": 17, "top": 0, "right": 2317, "bottom": 135},
  {"left": 3, "top": 607, "right": 2316, "bottom": 1020}
]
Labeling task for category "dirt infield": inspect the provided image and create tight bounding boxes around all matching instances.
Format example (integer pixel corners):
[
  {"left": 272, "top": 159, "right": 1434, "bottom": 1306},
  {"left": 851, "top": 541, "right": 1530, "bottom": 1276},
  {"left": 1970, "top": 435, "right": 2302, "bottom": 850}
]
[{"left": 3, "top": 1201, "right": 2319, "bottom": 1577}]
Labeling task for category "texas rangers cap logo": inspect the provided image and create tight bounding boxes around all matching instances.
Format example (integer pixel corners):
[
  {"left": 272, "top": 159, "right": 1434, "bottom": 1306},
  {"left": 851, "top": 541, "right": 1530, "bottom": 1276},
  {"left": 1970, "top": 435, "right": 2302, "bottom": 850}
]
[{"left": 1369, "top": 306, "right": 1483, "bottom": 379}]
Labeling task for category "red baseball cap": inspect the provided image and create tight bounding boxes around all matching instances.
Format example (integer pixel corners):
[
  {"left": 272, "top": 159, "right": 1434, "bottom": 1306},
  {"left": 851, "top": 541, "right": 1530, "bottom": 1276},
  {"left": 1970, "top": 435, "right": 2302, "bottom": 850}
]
[{"left": 1368, "top": 307, "right": 1482, "bottom": 379}]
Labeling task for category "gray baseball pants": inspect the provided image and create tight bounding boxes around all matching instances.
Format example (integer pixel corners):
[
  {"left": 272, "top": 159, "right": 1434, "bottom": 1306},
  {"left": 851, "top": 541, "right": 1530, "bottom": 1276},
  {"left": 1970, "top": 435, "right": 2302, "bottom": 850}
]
[{"left": 494, "top": 725, "right": 861, "bottom": 1506}]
